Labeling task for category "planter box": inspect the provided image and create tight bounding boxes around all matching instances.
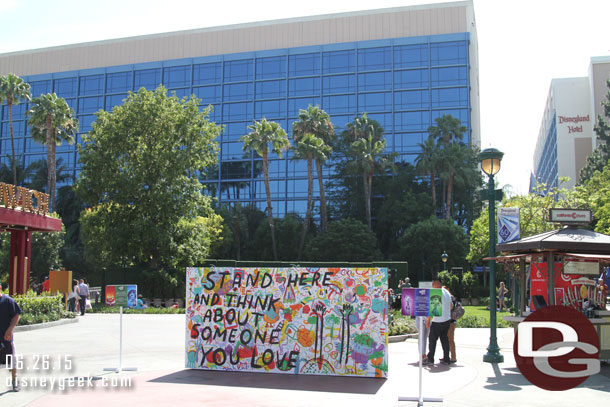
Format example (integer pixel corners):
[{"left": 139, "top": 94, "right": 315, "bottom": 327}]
[
  {"left": 470, "top": 298, "right": 480, "bottom": 306},
  {"left": 461, "top": 298, "right": 470, "bottom": 306}
]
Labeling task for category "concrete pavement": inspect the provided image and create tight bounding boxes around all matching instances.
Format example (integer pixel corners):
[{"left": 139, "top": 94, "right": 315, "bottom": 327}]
[{"left": 1, "top": 314, "right": 608, "bottom": 406}]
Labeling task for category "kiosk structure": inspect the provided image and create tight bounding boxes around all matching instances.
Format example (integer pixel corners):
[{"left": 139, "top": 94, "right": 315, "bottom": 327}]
[
  {"left": 490, "top": 209, "right": 610, "bottom": 359},
  {"left": 0, "top": 183, "right": 61, "bottom": 295}
]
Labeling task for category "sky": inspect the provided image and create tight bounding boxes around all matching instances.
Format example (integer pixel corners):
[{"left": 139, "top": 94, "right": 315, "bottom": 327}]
[{"left": 1, "top": 0, "right": 610, "bottom": 195}]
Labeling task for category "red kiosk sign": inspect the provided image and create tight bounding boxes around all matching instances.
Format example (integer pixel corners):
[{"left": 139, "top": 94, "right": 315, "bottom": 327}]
[{"left": 0, "top": 182, "right": 62, "bottom": 295}]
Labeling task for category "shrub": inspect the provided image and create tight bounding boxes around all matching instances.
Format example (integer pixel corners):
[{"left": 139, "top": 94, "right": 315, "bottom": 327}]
[
  {"left": 457, "top": 314, "right": 512, "bottom": 328},
  {"left": 12, "top": 291, "right": 77, "bottom": 325},
  {"left": 388, "top": 310, "right": 417, "bottom": 335},
  {"left": 462, "top": 271, "right": 479, "bottom": 298},
  {"left": 89, "top": 303, "right": 184, "bottom": 314}
]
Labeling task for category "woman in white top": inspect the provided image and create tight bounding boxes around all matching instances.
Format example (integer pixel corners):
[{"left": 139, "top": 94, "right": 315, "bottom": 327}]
[{"left": 67, "top": 279, "right": 80, "bottom": 312}]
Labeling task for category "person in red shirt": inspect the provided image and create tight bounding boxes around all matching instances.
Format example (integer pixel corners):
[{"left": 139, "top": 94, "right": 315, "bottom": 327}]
[{"left": 41, "top": 277, "right": 49, "bottom": 292}]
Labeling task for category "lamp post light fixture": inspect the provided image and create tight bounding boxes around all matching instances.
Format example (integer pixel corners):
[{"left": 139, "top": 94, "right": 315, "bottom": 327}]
[
  {"left": 441, "top": 251, "right": 448, "bottom": 272},
  {"left": 480, "top": 147, "right": 504, "bottom": 364}
]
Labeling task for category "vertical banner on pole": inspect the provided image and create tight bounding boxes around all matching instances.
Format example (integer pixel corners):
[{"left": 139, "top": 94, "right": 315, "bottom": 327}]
[{"left": 498, "top": 207, "right": 520, "bottom": 244}]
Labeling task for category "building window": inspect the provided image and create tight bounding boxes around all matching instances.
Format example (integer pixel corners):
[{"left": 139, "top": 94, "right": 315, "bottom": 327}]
[
  {"left": 78, "top": 96, "right": 103, "bottom": 114},
  {"left": 431, "top": 41, "right": 467, "bottom": 65},
  {"left": 288, "top": 97, "right": 320, "bottom": 117},
  {"left": 394, "top": 90, "right": 431, "bottom": 110},
  {"left": 224, "top": 83, "right": 254, "bottom": 101},
  {"left": 256, "top": 56, "right": 286, "bottom": 79},
  {"left": 394, "top": 44, "right": 429, "bottom": 69},
  {"left": 193, "top": 62, "right": 221, "bottom": 85},
  {"left": 193, "top": 85, "right": 221, "bottom": 104},
  {"left": 79, "top": 75, "right": 104, "bottom": 95},
  {"left": 431, "top": 88, "right": 468, "bottom": 108},
  {"left": 223, "top": 102, "right": 253, "bottom": 121},
  {"left": 288, "top": 77, "right": 320, "bottom": 97},
  {"left": 105, "top": 94, "right": 127, "bottom": 110},
  {"left": 54, "top": 78, "right": 77, "bottom": 97},
  {"left": 256, "top": 80, "right": 286, "bottom": 99},
  {"left": 358, "top": 47, "right": 391, "bottom": 71},
  {"left": 289, "top": 53, "right": 320, "bottom": 77},
  {"left": 358, "top": 72, "right": 392, "bottom": 92},
  {"left": 358, "top": 92, "right": 392, "bottom": 112},
  {"left": 163, "top": 66, "right": 191, "bottom": 88},
  {"left": 30, "top": 80, "right": 52, "bottom": 96},
  {"left": 431, "top": 66, "right": 467, "bottom": 87},
  {"left": 323, "top": 50, "right": 355, "bottom": 74},
  {"left": 322, "top": 94, "right": 356, "bottom": 115},
  {"left": 106, "top": 72, "right": 132, "bottom": 93},
  {"left": 255, "top": 99, "right": 286, "bottom": 118},
  {"left": 322, "top": 74, "right": 356, "bottom": 94},
  {"left": 394, "top": 69, "right": 428, "bottom": 89},
  {"left": 224, "top": 60, "right": 254, "bottom": 82},
  {"left": 223, "top": 121, "right": 250, "bottom": 142},
  {"left": 395, "top": 111, "right": 430, "bottom": 131},
  {"left": 134, "top": 69, "right": 161, "bottom": 89}
]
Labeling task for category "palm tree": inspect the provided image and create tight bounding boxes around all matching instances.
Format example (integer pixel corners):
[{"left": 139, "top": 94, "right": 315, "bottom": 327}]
[
  {"left": 428, "top": 114, "right": 466, "bottom": 146},
  {"left": 292, "top": 105, "right": 335, "bottom": 231},
  {"left": 416, "top": 135, "right": 439, "bottom": 214},
  {"left": 342, "top": 114, "right": 388, "bottom": 230},
  {"left": 292, "top": 134, "right": 332, "bottom": 259},
  {"left": 0, "top": 155, "right": 33, "bottom": 186},
  {"left": 428, "top": 114, "right": 467, "bottom": 219},
  {"left": 0, "top": 74, "right": 31, "bottom": 186},
  {"left": 27, "top": 93, "right": 78, "bottom": 212},
  {"left": 241, "top": 118, "right": 290, "bottom": 260}
]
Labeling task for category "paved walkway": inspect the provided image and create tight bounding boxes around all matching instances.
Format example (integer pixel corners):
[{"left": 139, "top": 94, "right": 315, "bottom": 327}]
[{"left": 1, "top": 314, "right": 608, "bottom": 406}]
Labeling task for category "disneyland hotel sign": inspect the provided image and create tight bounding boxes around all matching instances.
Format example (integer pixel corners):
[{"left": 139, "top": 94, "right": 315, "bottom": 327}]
[
  {"left": 0, "top": 183, "right": 49, "bottom": 215},
  {"left": 558, "top": 114, "right": 590, "bottom": 134}
]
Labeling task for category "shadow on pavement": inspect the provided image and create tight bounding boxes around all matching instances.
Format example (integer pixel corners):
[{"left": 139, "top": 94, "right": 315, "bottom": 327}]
[
  {"left": 483, "top": 363, "right": 610, "bottom": 393},
  {"left": 149, "top": 369, "right": 387, "bottom": 394}
]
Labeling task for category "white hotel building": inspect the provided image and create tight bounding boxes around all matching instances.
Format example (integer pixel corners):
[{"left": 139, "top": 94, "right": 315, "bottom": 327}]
[{"left": 532, "top": 56, "right": 610, "bottom": 191}]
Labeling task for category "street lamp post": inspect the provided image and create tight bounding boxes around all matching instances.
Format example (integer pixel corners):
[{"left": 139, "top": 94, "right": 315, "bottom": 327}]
[
  {"left": 441, "top": 251, "right": 448, "bottom": 272},
  {"left": 480, "top": 148, "right": 504, "bottom": 364}
]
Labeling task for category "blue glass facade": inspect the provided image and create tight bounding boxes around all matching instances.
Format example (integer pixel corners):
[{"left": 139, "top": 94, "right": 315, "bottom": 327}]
[
  {"left": 534, "top": 113, "right": 558, "bottom": 192},
  {"left": 0, "top": 33, "right": 472, "bottom": 216}
]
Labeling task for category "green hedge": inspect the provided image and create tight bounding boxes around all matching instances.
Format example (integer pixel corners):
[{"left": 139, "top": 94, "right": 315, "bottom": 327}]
[
  {"left": 12, "top": 291, "right": 77, "bottom": 325},
  {"left": 457, "top": 314, "right": 512, "bottom": 328},
  {"left": 389, "top": 310, "right": 417, "bottom": 335},
  {"left": 88, "top": 303, "right": 185, "bottom": 314}
]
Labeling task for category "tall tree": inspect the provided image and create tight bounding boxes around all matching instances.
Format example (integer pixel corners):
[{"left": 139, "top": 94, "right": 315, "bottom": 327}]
[
  {"left": 27, "top": 93, "right": 78, "bottom": 212},
  {"left": 0, "top": 73, "right": 31, "bottom": 186},
  {"left": 341, "top": 114, "right": 390, "bottom": 230},
  {"left": 292, "top": 105, "right": 335, "bottom": 231},
  {"left": 76, "top": 86, "right": 222, "bottom": 270},
  {"left": 428, "top": 114, "right": 467, "bottom": 218},
  {"left": 415, "top": 135, "right": 439, "bottom": 213},
  {"left": 241, "top": 118, "right": 290, "bottom": 260},
  {"left": 292, "top": 133, "right": 331, "bottom": 259}
]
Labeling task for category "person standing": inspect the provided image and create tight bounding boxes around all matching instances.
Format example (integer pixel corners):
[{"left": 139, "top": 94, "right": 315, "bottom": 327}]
[
  {"left": 0, "top": 282, "right": 22, "bottom": 392},
  {"left": 78, "top": 279, "right": 89, "bottom": 316},
  {"left": 498, "top": 282, "right": 509, "bottom": 312},
  {"left": 423, "top": 279, "right": 453, "bottom": 365},
  {"left": 441, "top": 285, "right": 458, "bottom": 363},
  {"left": 67, "top": 279, "right": 80, "bottom": 312},
  {"left": 596, "top": 277, "right": 609, "bottom": 309}
]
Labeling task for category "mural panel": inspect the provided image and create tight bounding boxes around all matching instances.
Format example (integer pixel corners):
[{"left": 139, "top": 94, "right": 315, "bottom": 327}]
[{"left": 185, "top": 267, "right": 388, "bottom": 377}]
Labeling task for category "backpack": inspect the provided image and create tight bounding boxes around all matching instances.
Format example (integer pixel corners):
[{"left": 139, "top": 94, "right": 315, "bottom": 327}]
[{"left": 451, "top": 298, "right": 465, "bottom": 320}]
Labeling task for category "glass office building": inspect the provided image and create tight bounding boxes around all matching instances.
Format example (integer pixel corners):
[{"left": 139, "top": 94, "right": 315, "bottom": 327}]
[{"left": 0, "top": 2, "right": 479, "bottom": 217}]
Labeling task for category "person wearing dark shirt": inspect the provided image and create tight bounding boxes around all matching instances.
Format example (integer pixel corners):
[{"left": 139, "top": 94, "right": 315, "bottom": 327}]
[{"left": 0, "top": 282, "right": 22, "bottom": 392}]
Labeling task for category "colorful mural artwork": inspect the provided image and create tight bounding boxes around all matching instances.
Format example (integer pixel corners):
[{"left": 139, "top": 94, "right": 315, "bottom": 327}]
[{"left": 185, "top": 267, "right": 388, "bottom": 378}]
